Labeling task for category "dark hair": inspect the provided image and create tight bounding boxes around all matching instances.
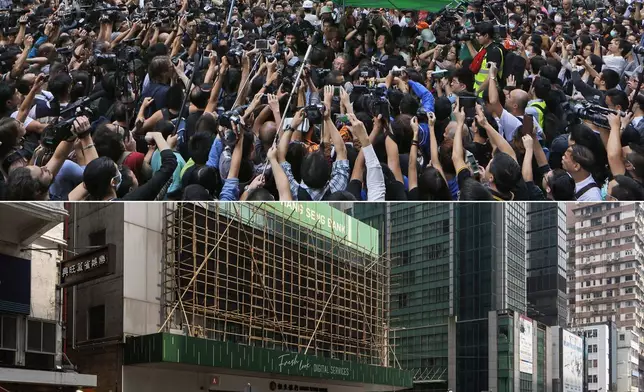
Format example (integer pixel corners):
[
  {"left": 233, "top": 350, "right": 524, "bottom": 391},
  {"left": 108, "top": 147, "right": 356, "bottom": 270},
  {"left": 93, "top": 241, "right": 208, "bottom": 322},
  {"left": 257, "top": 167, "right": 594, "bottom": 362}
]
[
  {"left": 0, "top": 118, "right": 21, "bottom": 160},
  {"left": 190, "top": 85, "right": 211, "bottom": 109},
  {"left": 111, "top": 102, "right": 129, "bottom": 124},
  {"left": 195, "top": 113, "right": 218, "bottom": 134},
  {"left": 452, "top": 67, "right": 474, "bottom": 92},
  {"left": 530, "top": 56, "right": 548, "bottom": 75},
  {"left": 489, "top": 152, "right": 521, "bottom": 194},
  {"left": 194, "top": 165, "right": 221, "bottom": 196},
  {"left": 548, "top": 169, "right": 575, "bottom": 200},
  {"left": 48, "top": 72, "right": 72, "bottom": 101},
  {"left": 615, "top": 38, "right": 632, "bottom": 56},
  {"left": 399, "top": 94, "right": 420, "bottom": 116},
  {"left": 286, "top": 142, "right": 307, "bottom": 182},
  {"left": 418, "top": 166, "right": 451, "bottom": 200},
  {"left": 606, "top": 88, "right": 629, "bottom": 111},
  {"left": 93, "top": 125, "right": 125, "bottom": 162},
  {"left": 611, "top": 175, "right": 644, "bottom": 200},
  {"left": 475, "top": 22, "right": 494, "bottom": 38},
  {"left": 246, "top": 187, "right": 275, "bottom": 201},
  {"left": 83, "top": 156, "right": 119, "bottom": 200},
  {"left": 301, "top": 151, "right": 330, "bottom": 189},
  {"left": 601, "top": 69, "right": 620, "bottom": 90},
  {"left": 570, "top": 144, "right": 595, "bottom": 172},
  {"left": 459, "top": 176, "right": 494, "bottom": 200},
  {"left": 155, "top": 120, "right": 176, "bottom": 140},
  {"left": 6, "top": 167, "right": 49, "bottom": 200},
  {"left": 166, "top": 84, "right": 185, "bottom": 111},
  {"left": 0, "top": 83, "right": 16, "bottom": 117},
  {"left": 325, "top": 190, "right": 358, "bottom": 200},
  {"left": 532, "top": 77, "right": 551, "bottom": 100},
  {"left": 189, "top": 131, "right": 215, "bottom": 164}
]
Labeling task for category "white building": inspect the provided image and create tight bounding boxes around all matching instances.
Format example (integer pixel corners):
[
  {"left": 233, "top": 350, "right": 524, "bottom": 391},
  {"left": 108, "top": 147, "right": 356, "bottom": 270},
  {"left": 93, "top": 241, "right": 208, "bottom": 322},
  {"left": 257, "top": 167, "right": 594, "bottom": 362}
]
[
  {"left": 0, "top": 203, "right": 97, "bottom": 392},
  {"left": 617, "top": 329, "right": 639, "bottom": 392},
  {"left": 578, "top": 324, "right": 611, "bottom": 392}
]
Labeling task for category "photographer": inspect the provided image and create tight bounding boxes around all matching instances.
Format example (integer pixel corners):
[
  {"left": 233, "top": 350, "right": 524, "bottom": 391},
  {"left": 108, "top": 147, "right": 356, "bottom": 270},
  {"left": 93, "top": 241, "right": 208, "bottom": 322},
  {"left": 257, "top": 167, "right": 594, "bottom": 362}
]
[
  {"left": 469, "top": 22, "right": 504, "bottom": 97},
  {"left": 5, "top": 116, "right": 96, "bottom": 200}
]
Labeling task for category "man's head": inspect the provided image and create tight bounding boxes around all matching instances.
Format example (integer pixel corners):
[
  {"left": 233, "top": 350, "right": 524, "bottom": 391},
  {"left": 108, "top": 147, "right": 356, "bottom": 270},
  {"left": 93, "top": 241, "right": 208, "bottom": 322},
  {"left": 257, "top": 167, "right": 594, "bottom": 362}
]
[
  {"left": 0, "top": 83, "right": 20, "bottom": 116},
  {"left": 190, "top": 84, "right": 211, "bottom": 109},
  {"left": 475, "top": 22, "right": 494, "bottom": 46},
  {"left": 542, "top": 169, "right": 575, "bottom": 200},
  {"left": 562, "top": 144, "right": 594, "bottom": 176},
  {"left": 83, "top": 156, "right": 121, "bottom": 200},
  {"left": 593, "top": 69, "right": 620, "bottom": 90},
  {"left": 608, "top": 38, "right": 632, "bottom": 56},
  {"left": 605, "top": 89, "right": 629, "bottom": 111},
  {"left": 148, "top": 56, "right": 173, "bottom": 84},
  {"left": 450, "top": 68, "right": 474, "bottom": 93},
  {"left": 332, "top": 54, "right": 349, "bottom": 74},
  {"left": 0, "top": 118, "right": 26, "bottom": 161},
  {"left": 486, "top": 151, "right": 521, "bottom": 194},
  {"left": 259, "top": 121, "right": 277, "bottom": 147},
  {"left": 504, "top": 88, "right": 530, "bottom": 115},
  {"left": 6, "top": 164, "right": 54, "bottom": 200},
  {"left": 252, "top": 8, "right": 266, "bottom": 26},
  {"left": 301, "top": 151, "right": 330, "bottom": 189},
  {"left": 562, "top": 0, "right": 572, "bottom": 11}
]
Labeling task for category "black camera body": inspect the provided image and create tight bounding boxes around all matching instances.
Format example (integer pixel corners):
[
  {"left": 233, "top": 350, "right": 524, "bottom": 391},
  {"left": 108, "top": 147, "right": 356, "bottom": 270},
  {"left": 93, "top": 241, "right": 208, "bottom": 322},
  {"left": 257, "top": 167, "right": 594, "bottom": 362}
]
[
  {"left": 567, "top": 100, "right": 623, "bottom": 128},
  {"left": 303, "top": 104, "right": 325, "bottom": 125}
]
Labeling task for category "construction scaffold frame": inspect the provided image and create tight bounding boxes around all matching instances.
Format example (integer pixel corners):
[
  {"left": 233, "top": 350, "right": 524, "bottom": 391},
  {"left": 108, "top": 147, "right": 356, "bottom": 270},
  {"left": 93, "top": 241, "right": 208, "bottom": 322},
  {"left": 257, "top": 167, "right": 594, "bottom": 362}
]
[{"left": 160, "top": 202, "right": 389, "bottom": 366}]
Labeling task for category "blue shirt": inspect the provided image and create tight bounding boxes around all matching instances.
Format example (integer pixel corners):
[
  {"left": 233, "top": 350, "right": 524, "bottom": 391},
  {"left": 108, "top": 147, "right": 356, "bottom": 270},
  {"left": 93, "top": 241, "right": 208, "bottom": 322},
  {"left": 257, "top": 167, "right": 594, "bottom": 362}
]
[
  {"left": 219, "top": 177, "right": 239, "bottom": 201},
  {"left": 207, "top": 136, "right": 224, "bottom": 169},
  {"left": 49, "top": 160, "right": 83, "bottom": 200},
  {"left": 448, "top": 177, "right": 459, "bottom": 200},
  {"left": 408, "top": 80, "right": 435, "bottom": 113}
]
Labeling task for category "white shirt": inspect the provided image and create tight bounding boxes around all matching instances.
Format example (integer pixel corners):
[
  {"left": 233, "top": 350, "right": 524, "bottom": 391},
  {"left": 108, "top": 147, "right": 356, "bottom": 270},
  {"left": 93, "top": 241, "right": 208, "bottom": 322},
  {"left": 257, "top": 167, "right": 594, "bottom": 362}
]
[
  {"left": 497, "top": 109, "right": 544, "bottom": 142},
  {"left": 602, "top": 54, "right": 626, "bottom": 74},
  {"left": 304, "top": 13, "right": 320, "bottom": 26},
  {"left": 575, "top": 174, "right": 602, "bottom": 201}
]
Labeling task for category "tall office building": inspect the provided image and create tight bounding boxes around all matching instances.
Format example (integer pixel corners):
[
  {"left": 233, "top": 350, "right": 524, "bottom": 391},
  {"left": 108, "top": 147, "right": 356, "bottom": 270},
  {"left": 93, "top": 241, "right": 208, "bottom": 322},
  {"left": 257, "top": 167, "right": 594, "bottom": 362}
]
[
  {"left": 353, "top": 204, "right": 453, "bottom": 392},
  {"left": 353, "top": 203, "right": 542, "bottom": 392},
  {"left": 525, "top": 204, "right": 568, "bottom": 327}
]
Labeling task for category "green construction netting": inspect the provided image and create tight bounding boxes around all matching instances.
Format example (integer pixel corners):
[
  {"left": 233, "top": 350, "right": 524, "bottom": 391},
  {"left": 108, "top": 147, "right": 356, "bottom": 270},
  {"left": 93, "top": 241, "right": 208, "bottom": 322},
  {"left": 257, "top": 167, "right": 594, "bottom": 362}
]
[{"left": 340, "top": 0, "right": 451, "bottom": 12}]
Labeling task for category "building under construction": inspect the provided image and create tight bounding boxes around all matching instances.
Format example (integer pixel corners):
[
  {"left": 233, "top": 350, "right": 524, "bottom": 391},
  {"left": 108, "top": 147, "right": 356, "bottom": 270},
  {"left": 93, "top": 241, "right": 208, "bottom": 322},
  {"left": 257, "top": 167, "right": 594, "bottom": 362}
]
[
  {"left": 62, "top": 202, "right": 412, "bottom": 392},
  {"left": 160, "top": 202, "right": 388, "bottom": 365}
]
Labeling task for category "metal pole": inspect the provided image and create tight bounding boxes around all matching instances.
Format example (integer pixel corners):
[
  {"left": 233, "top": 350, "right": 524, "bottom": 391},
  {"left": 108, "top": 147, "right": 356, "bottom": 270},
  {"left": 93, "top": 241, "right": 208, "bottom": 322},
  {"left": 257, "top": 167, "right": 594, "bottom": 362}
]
[{"left": 304, "top": 285, "right": 337, "bottom": 355}]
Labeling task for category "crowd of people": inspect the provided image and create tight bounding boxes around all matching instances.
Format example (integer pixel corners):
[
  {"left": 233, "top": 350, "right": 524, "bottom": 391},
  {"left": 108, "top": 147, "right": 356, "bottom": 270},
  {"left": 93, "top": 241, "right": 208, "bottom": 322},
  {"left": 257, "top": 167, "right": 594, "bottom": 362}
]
[{"left": 2, "top": 0, "right": 644, "bottom": 201}]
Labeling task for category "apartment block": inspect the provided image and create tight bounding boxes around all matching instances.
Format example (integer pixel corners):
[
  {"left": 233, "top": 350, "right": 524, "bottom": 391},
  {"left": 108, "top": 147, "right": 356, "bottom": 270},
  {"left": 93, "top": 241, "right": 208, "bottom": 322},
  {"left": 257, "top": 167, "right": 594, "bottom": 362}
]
[{"left": 568, "top": 203, "right": 644, "bottom": 331}]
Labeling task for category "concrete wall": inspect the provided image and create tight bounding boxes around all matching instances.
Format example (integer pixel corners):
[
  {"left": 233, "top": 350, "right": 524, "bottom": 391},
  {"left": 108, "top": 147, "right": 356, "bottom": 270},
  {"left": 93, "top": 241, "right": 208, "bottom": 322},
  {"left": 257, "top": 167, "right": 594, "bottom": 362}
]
[
  {"left": 617, "top": 329, "right": 639, "bottom": 392},
  {"left": 581, "top": 325, "right": 610, "bottom": 392},
  {"left": 66, "top": 204, "right": 125, "bottom": 392},
  {"left": 123, "top": 366, "right": 374, "bottom": 392},
  {"left": 122, "top": 203, "right": 164, "bottom": 337}
]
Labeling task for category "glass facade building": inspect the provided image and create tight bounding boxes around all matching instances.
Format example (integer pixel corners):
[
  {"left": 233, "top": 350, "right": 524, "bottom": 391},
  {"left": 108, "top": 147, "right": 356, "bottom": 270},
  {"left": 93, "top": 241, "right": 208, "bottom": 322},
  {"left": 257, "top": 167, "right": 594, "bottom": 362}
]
[
  {"left": 353, "top": 203, "right": 528, "bottom": 392},
  {"left": 525, "top": 204, "right": 568, "bottom": 327}
]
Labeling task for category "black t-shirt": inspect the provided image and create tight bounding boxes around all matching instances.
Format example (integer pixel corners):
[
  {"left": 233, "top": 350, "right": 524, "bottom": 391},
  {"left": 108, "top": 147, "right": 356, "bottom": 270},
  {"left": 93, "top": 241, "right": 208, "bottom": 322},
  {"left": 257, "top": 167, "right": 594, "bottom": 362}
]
[{"left": 485, "top": 44, "right": 503, "bottom": 69}]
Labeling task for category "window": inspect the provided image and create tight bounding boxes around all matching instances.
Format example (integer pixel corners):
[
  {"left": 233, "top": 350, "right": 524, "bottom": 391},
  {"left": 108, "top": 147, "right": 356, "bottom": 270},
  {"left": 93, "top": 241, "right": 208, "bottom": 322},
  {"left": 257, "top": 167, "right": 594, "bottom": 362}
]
[
  {"left": 593, "top": 292, "right": 602, "bottom": 298},
  {"left": 26, "top": 320, "right": 56, "bottom": 353},
  {"left": 88, "top": 305, "right": 106, "bottom": 340},
  {"left": 0, "top": 316, "right": 17, "bottom": 350},
  {"left": 626, "top": 275, "right": 634, "bottom": 281},
  {"left": 625, "top": 223, "right": 633, "bottom": 230},
  {"left": 606, "top": 290, "right": 613, "bottom": 297},
  {"left": 89, "top": 229, "right": 106, "bottom": 247},
  {"left": 626, "top": 288, "right": 634, "bottom": 294},
  {"left": 620, "top": 334, "right": 626, "bottom": 341},
  {"left": 398, "top": 294, "right": 408, "bottom": 308}
]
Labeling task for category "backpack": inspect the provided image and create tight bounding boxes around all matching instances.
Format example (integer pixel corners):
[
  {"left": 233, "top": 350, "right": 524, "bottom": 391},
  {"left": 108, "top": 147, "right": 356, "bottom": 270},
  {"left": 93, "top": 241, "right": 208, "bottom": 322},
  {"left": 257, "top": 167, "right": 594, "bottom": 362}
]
[{"left": 575, "top": 182, "right": 600, "bottom": 200}]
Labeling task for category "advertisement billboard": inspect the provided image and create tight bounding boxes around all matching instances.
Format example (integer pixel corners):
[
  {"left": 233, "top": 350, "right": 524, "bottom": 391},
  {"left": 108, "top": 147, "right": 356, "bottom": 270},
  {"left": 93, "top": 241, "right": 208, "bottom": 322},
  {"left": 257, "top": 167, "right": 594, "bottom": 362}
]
[
  {"left": 519, "top": 315, "right": 534, "bottom": 374},
  {"left": 563, "top": 330, "right": 584, "bottom": 392}
]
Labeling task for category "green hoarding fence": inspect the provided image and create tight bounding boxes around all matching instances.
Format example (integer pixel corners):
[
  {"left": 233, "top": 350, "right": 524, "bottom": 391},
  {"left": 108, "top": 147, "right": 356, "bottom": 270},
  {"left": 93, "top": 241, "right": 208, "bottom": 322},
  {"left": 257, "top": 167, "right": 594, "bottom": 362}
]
[
  {"left": 341, "top": 0, "right": 452, "bottom": 12},
  {"left": 125, "top": 333, "right": 413, "bottom": 388}
]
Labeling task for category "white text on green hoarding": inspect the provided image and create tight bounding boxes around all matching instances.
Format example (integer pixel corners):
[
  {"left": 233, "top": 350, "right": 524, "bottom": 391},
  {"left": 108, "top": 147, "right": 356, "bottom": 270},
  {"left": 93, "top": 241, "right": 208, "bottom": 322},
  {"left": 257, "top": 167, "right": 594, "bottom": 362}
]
[{"left": 282, "top": 202, "right": 346, "bottom": 236}]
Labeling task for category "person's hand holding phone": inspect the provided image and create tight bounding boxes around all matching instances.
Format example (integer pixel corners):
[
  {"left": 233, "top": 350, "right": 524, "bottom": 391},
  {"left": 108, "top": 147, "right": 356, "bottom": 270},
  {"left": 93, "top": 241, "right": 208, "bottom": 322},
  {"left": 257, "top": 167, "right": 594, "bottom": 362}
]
[
  {"left": 411, "top": 116, "right": 419, "bottom": 140},
  {"left": 474, "top": 104, "right": 488, "bottom": 127},
  {"left": 522, "top": 134, "right": 534, "bottom": 153}
]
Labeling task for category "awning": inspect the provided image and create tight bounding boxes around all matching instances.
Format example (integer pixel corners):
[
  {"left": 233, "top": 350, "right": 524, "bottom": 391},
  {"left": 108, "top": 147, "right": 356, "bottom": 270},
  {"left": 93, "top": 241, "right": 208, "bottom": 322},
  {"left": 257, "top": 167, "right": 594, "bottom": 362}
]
[
  {"left": 341, "top": 0, "right": 452, "bottom": 12},
  {"left": 0, "top": 368, "right": 97, "bottom": 388}
]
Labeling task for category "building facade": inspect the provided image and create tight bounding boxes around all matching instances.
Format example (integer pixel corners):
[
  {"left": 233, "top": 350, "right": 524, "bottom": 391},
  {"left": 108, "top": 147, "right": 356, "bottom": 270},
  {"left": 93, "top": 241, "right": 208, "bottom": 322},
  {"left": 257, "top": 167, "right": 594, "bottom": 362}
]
[
  {"left": 617, "top": 329, "right": 639, "bottom": 392},
  {"left": 354, "top": 203, "right": 552, "bottom": 392},
  {"left": 526, "top": 204, "right": 568, "bottom": 327},
  {"left": 64, "top": 203, "right": 412, "bottom": 392},
  {"left": 0, "top": 203, "right": 96, "bottom": 392}
]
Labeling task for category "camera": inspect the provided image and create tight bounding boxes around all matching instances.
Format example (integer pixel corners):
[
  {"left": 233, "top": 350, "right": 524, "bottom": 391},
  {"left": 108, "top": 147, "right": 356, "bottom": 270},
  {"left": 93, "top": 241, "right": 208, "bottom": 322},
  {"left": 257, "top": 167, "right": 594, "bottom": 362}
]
[
  {"left": 567, "top": 100, "right": 623, "bottom": 128},
  {"left": 303, "top": 104, "right": 325, "bottom": 125},
  {"left": 226, "top": 46, "right": 244, "bottom": 67},
  {"left": 219, "top": 105, "right": 248, "bottom": 130},
  {"left": 633, "top": 45, "right": 644, "bottom": 56}
]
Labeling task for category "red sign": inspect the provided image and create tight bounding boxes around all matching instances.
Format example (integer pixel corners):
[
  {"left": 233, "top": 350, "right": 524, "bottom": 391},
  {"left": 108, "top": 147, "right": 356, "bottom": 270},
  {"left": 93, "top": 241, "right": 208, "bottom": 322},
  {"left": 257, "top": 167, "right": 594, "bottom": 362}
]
[{"left": 211, "top": 377, "right": 219, "bottom": 385}]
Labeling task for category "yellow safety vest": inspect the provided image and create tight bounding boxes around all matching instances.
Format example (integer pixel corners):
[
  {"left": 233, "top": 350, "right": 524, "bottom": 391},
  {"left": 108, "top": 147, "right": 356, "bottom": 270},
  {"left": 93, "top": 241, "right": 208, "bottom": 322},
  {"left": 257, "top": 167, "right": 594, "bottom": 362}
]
[
  {"left": 528, "top": 100, "right": 547, "bottom": 129},
  {"left": 473, "top": 46, "right": 504, "bottom": 97}
]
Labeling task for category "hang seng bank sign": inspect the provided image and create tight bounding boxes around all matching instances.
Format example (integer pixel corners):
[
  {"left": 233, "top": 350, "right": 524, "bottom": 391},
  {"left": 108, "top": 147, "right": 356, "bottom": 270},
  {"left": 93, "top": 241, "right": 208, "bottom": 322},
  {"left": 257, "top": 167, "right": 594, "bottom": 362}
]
[{"left": 60, "top": 244, "right": 116, "bottom": 287}]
